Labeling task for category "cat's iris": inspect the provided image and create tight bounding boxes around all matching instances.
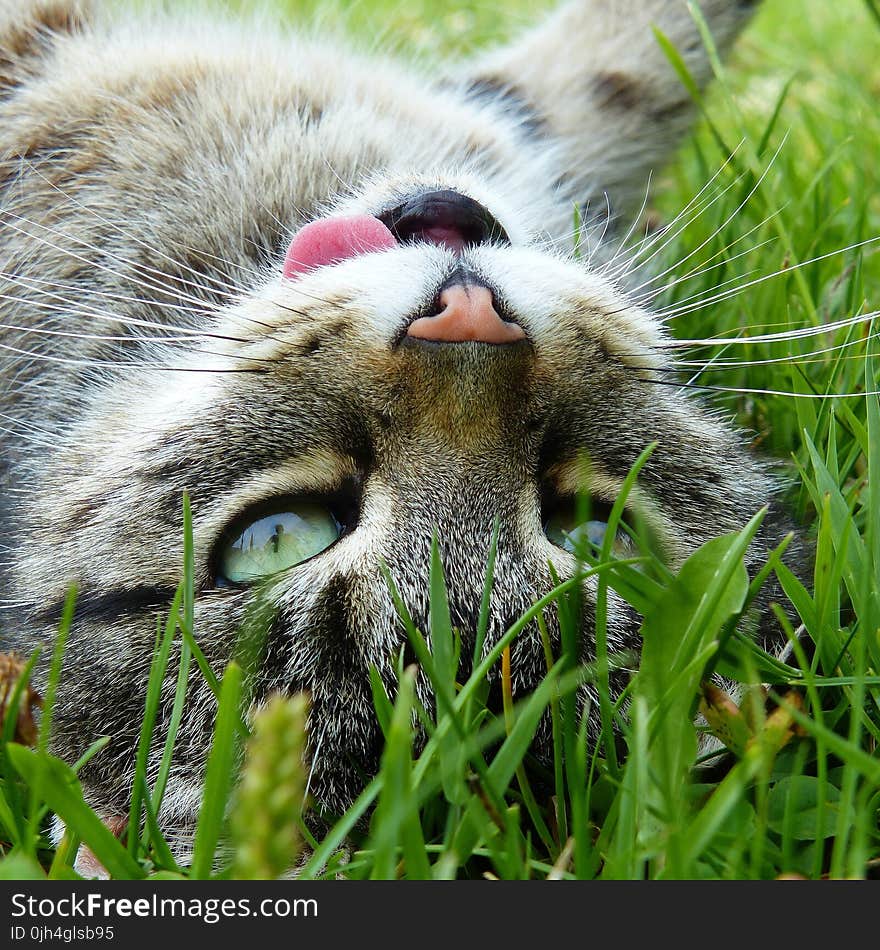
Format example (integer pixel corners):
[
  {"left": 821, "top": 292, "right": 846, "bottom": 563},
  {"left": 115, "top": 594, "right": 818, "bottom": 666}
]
[{"left": 217, "top": 503, "right": 341, "bottom": 584}]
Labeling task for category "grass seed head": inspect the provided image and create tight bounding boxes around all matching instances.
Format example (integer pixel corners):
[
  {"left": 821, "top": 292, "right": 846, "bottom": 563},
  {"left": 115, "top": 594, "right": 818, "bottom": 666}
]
[{"left": 231, "top": 692, "right": 309, "bottom": 879}]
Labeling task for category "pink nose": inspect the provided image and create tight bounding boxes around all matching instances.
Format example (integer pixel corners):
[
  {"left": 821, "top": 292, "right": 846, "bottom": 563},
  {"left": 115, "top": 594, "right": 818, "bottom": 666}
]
[{"left": 406, "top": 285, "right": 525, "bottom": 344}]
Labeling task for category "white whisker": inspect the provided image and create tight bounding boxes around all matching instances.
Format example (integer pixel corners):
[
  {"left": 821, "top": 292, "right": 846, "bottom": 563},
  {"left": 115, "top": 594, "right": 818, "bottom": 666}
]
[
  {"left": 658, "top": 237, "right": 880, "bottom": 326},
  {"left": 0, "top": 207, "right": 234, "bottom": 310},
  {"left": 606, "top": 140, "right": 750, "bottom": 278},
  {"left": 641, "top": 377, "right": 880, "bottom": 400},
  {"left": 625, "top": 135, "right": 789, "bottom": 295},
  {"left": 633, "top": 228, "right": 779, "bottom": 309},
  {"left": 20, "top": 158, "right": 249, "bottom": 300},
  {"left": 602, "top": 171, "right": 654, "bottom": 271},
  {"left": 0, "top": 268, "right": 216, "bottom": 321},
  {"left": 0, "top": 284, "right": 262, "bottom": 345}
]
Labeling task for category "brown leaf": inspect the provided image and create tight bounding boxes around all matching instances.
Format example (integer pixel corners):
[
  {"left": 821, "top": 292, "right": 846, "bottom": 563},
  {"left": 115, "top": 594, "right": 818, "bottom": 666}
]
[{"left": 0, "top": 652, "right": 42, "bottom": 746}]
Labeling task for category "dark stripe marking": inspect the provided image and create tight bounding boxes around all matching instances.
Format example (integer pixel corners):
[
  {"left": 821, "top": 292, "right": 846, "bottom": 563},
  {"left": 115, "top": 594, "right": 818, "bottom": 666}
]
[
  {"left": 35, "top": 584, "right": 177, "bottom": 627},
  {"left": 464, "top": 77, "right": 545, "bottom": 136}
]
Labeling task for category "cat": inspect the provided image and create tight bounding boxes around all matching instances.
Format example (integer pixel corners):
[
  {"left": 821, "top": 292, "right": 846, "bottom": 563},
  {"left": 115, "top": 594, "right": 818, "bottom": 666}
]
[{"left": 0, "top": 0, "right": 803, "bottom": 855}]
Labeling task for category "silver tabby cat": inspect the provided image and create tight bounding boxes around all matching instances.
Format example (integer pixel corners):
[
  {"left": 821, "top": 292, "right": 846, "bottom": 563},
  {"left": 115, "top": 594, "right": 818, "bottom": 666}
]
[{"left": 0, "top": 0, "right": 801, "bottom": 848}]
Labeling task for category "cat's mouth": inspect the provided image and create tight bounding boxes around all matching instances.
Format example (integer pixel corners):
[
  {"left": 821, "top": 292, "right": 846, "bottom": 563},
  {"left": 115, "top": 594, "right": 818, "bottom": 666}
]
[
  {"left": 378, "top": 189, "right": 510, "bottom": 254},
  {"left": 281, "top": 189, "right": 509, "bottom": 281}
]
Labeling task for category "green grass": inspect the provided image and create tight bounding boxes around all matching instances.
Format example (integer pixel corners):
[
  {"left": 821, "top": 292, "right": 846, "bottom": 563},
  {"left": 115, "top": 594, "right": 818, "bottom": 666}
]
[{"left": 2, "top": 0, "right": 880, "bottom": 880}]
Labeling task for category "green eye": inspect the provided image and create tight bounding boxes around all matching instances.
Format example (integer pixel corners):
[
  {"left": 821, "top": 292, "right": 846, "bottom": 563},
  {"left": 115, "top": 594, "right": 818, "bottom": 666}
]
[{"left": 218, "top": 502, "right": 342, "bottom": 585}]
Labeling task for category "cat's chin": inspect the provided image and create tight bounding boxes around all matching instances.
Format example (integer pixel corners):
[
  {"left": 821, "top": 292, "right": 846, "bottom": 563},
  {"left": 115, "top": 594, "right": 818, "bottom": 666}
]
[
  {"left": 393, "top": 334, "right": 536, "bottom": 430},
  {"left": 398, "top": 335, "right": 532, "bottom": 351}
]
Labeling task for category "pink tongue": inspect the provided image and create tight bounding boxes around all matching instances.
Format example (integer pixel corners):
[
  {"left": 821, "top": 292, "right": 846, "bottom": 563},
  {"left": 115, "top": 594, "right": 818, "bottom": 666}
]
[{"left": 283, "top": 215, "right": 398, "bottom": 279}]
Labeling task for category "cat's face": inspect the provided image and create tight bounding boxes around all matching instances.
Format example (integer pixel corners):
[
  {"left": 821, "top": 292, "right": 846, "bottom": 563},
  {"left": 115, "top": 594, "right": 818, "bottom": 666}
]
[
  {"left": 0, "top": 0, "right": 784, "bottom": 829},
  {"left": 13, "top": 171, "right": 777, "bottom": 820}
]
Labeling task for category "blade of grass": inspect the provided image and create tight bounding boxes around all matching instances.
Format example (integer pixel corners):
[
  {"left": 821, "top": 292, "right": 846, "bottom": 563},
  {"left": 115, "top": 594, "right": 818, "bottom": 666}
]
[{"left": 189, "top": 661, "right": 244, "bottom": 879}]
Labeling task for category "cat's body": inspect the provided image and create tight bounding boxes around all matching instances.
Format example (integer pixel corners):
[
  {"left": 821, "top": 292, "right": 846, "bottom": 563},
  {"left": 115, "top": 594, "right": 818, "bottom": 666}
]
[{"left": 0, "top": 0, "right": 799, "bottom": 848}]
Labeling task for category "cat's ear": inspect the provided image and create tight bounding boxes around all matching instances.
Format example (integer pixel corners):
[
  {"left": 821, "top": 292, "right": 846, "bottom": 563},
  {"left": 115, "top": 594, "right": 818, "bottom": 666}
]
[
  {"left": 468, "top": 0, "right": 759, "bottom": 225},
  {"left": 0, "top": 0, "right": 93, "bottom": 93}
]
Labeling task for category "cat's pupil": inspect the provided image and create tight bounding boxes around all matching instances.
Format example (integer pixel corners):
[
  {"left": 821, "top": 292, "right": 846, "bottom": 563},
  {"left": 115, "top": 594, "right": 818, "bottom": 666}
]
[{"left": 379, "top": 189, "right": 509, "bottom": 253}]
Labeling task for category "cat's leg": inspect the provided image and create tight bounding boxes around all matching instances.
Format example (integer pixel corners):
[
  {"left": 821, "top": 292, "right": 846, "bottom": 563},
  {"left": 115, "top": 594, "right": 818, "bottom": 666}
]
[{"left": 469, "top": 1, "right": 760, "bottom": 220}]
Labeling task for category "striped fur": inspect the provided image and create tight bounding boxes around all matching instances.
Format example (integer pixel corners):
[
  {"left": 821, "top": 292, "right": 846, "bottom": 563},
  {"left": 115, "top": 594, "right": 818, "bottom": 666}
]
[{"left": 0, "top": 0, "right": 796, "bottom": 845}]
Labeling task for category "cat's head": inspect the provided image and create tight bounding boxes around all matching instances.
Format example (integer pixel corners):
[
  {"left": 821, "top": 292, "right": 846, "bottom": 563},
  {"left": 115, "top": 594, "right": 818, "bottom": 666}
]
[
  {"left": 11, "top": 175, "right": 783, "bottom": 820},
  {"left": 0, "top": 2, "right": 789, "bottom": 826}
]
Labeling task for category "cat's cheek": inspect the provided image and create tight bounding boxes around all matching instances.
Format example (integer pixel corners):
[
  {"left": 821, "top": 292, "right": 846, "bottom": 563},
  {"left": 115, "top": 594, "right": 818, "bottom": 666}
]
[{"left": 282, "top": 215, "right": 397, "bottom": 278}]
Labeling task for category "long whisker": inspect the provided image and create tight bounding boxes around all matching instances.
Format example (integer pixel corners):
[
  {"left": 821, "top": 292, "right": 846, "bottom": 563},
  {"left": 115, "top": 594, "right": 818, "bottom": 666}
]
[
  {"left": 576, "top": 140, "right": 747, "bottom": 270},
  {"left": 0, "top": 207, "right": 320, "bottom": 334},
  {"left": 635, "top": 376, "right": 879, "bottom": 399},
  {"left": 633, "top": 228, "right": 779, "bottom": 309},
  {"left": 601, "top": 171, "right": 653, "bottom": 270},
  {"left": 657, "top": 237, "right": 880, "bottom": 325},
  {"left": 0, "top": 314, "right": 280, "bottom": 361},
  {"left": 18, "top": 158, "right": 249, "bottom": 300},
  {"left": 0, "top": 207, "right": 236, "bottom": 310},
  {"left": 0, "top": 268, "right": 216, "bottom": 321},
  {"left": 606, "top": 141, "right": 752, "bottom": 278},
  {"left": 645, "top": 330, "right": 880, "bottom": 371},
  {"left": 665, "top": 310, "right": 879, "bottom": 348},
  {"left": 0, "top": 288, "right": 260, "bottom": 345},
  {"left": 0, "top": 338, "right": 271, "bottom": 371},
  {"left": 17, "top": 159, "right": 343, "bottom": 323},
  {"left": 584, "top": 191, "right": 614, "bottom": 265},
  {"left": 0, "top": 408, "right": 56, "bottom": 433},
  {"left": 639, "top": 251, "right": 768, "bottom": 318},
  {"left": 680, "top": 339, "right": 738, "bottom": 389},
  {"left": 625, "top": 135, "right": 789, "bottom": 294},
  {"left": 0, "top": 425, "right": 57, "bottom": 449}
]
